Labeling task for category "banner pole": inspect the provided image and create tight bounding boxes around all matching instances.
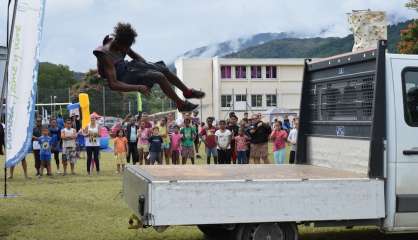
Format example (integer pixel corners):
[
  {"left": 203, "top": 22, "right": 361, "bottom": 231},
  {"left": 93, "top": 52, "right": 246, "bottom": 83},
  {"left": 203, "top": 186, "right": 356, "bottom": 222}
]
[{"left": 2, "top": 0, "right": 18, "bottom": 199}]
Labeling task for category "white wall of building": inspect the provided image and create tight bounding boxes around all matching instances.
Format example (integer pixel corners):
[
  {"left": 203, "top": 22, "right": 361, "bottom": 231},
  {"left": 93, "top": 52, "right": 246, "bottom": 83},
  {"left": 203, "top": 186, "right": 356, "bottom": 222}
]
[{"left": 176, "top": 57, "right": 305, "bottom": 121}]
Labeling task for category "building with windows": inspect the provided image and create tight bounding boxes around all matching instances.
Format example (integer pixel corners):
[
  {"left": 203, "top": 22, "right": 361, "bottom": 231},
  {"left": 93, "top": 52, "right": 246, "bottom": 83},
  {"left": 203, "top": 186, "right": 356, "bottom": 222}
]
[{"left": 175, "top": 57, "right": 305, "bottom": 121}]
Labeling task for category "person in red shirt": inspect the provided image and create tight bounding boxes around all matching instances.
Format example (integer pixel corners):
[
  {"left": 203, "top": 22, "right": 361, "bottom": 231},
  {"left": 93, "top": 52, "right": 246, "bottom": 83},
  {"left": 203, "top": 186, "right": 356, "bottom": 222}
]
[
  {"left": 270, "top": 121, "right": 288, "bottom": 164},
  {"left": 199, "top": 117, "right": 218, "bottom": 164}
]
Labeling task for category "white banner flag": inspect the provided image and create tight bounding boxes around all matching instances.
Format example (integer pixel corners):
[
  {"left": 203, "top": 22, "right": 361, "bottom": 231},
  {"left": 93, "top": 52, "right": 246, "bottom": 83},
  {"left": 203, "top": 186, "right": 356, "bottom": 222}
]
[{"left": 5, "top": 0, "right": 46, "bottom": 168}]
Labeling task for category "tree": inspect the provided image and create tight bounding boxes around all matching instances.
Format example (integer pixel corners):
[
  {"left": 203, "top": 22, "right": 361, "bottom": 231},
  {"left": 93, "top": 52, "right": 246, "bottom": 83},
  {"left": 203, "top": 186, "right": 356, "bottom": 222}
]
[
  {"left": 406, "top": 0, "right": 418, "bottom": 11},
  {"left": 37, "top": 62, "right": 77, "bottom": 105},
  {"left": 398, "top": 1, "right": 418, "bottom": 54}
]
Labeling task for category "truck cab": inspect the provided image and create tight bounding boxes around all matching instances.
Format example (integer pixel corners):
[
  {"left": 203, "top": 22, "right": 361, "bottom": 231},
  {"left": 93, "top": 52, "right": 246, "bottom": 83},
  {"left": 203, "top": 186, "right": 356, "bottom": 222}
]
[{"left": 385, "top": 52, "right": 418, "bottom": 231}]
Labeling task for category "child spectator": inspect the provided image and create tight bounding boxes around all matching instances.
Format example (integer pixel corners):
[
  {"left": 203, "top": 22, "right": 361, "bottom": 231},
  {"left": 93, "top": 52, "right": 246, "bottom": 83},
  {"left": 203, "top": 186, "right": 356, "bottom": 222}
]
[
  {"left": 180, "top": 117, "right": 197, "bottom": 164},
  {"left": 148, "top": 127, "right": 164, "bottom": 165},
  {"left": 270, "top": 121, "right": 288, "bottom": 164},
  {"left": 137, "top": 121, "right": 151, "bottom": 165},
  {"left": 61, "top": 118, "right": 77, "bottom": 175},
  {"left": 49, "top": 118, "right": 62, "bottom": 174},
  {"left": 38, "top": 127, "right": 52, "bottom": 176},
  {"left": 200, "top": 117, "right": 218, "bottom": 164},
  {"left": 287, "top": 118, "right": 299, "bottom": 164},
  {"left": 215, "top": 120, "right": 232, "bottom": 164},
  {"left": 114, "top": 129, "right": 128, "bottom": 173},
  {"left": 159, "top": 117, "right": 171, "bottom": 164},
  {"left": 170, "top": 125, "right": 182, "bottom": 165},
  {"left": 235, "top": 128, "right": 249, "bottom": 164}
]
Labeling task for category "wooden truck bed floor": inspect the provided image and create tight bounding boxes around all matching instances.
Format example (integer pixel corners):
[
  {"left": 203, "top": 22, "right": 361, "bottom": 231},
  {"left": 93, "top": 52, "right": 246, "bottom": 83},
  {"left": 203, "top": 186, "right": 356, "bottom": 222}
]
[{"left": 128, "top": 164, "right": 368, "bottom": 182}]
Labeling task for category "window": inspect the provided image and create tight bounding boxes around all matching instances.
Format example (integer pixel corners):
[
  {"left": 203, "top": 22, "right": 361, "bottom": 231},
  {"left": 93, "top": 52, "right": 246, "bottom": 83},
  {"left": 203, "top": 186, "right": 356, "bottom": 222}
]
[
  {"left": 402, "top": 68, "right": 418, "bottom": 126},
  {"left": 251, "top": 66, "right": 262, "bottom": 79},
  {"left": 221, "top": 66, "right": 232, "bottom": 79},
  {"left": 266, "top": 66, "right": 277, "bottom": 79},
  {"left": 266, "top": 94, "right": 277, "bottom": 107},
  {"left": 236, "top": 94, "right": 247, "bottom": 102},
  {"left": 221, "top": 95, "right": 232, "bottom": 108},
  {"left": 251, "top": 95, "right": 263, "bottom": 107},
  {"left": 235, "top": 66, "right": 247, "bottom": 79}
]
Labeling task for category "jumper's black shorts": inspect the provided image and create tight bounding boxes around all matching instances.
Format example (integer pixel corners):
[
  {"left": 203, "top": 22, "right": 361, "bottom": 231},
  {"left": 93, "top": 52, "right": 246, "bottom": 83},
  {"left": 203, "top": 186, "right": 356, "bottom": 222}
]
[{"left": 116, "top": 60, "right": 170, "bottom": 89}]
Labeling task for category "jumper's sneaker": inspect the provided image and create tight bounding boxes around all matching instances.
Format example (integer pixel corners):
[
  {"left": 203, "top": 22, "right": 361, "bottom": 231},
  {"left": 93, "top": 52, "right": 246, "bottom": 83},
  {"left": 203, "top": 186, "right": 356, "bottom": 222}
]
[
  {"left": 183, "top": 88, "right": 205, "bottom": 99},
  {"left": 177, "top": 100, "right": 198, "bottom": 112}
]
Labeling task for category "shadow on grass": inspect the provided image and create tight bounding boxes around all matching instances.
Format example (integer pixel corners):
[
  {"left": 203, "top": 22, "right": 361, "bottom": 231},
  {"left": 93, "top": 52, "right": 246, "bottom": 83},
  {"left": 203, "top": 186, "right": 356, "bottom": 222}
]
[{"left": 301, "top": 229, "right": 418, "bottom": 240}]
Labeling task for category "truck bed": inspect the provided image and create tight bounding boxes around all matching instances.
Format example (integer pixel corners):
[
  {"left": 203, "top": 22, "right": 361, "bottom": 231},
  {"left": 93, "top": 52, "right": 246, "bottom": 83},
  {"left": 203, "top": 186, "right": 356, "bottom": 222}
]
[{"left": 123, "top": 164, "right": 385, "bottom": 226}]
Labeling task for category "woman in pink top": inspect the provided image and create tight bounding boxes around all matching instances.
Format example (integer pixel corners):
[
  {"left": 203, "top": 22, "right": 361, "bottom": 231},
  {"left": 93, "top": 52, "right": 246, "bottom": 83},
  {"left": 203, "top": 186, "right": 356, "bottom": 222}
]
[
  {"left": 170, "top": 125, "right": 182, "bottom": 165},
  {"left": 137, "top": 121, "right": 151, "bottom": 165},
  {"left": 235, "top": 128, "right": 250, "bottom": 164},
  {"left": 270, "top": 121, "right": 288, "bottom": 164}
]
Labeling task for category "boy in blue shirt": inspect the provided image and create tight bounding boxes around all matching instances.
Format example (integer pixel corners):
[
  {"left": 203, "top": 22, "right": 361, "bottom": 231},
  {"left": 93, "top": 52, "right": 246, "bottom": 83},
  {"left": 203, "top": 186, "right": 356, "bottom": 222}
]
[
  {"left": 148, "top": 127, "right": 163, "bottom": 165},
  {"left": 38, "top": 127, "right": 52, "bottom": 176}
]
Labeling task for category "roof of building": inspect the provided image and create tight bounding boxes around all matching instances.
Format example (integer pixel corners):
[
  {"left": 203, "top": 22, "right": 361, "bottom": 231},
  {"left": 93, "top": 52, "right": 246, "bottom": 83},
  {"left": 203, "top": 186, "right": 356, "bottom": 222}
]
[{"left": 176, "top": 56, "right": 306, "bottom": 66}]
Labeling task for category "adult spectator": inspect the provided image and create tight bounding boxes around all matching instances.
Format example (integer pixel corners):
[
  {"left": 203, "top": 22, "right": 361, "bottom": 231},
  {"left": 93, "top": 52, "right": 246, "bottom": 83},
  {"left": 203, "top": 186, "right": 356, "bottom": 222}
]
[
  {"left": 227, "top": 115, "right": 239, "bottom": 164},
  {"left": 167, "top": 112, "right": 176, "bottom": 134},
  {"left": 247, "top": 114, "right": 271, "bottom": 164},
  {"left": 82, "top": 115, "right": 101, "bottom": 175},
  {"left": 239, "top": 119, "right": 252, "bottom": 160},
  {"left": 8, "top": 158, "right": 29, "bottom": 179},
  {"left": 228, "top": 112, "right": 236, "bottom": 120},
  {"left": 32, "top": 118, "right": 42, "bottom": 176},
  {"left": 0, "top": 122, "right": 4, "bottom": 155},
  {"left": 126, "top": 117, "right": 139, "bottom": 164},
  {"left": 287, "top": 118, "right": 299, "bottom": 164},
  {"left": 175, "top": 112, "right": 186, "bottom": 127},
  {"left": 242, "top": 112, "right": 249, "bottom": 122},
  {"left": 49, "top": 118, "right": 62, "bottom": 174},
  {"left": 191, "top": 110, "right": 201, "bottom": 159},
  {"left": 200, "top": 117, "right": 218, "bottom": 164},
  {"left": 283, "top": 115, "right": 291, "bottom": 132},
  {"left": 159, "top": 117, "right": 171, "bottom": 164},
  {"left": 141, "top": 112, "right": 153, "bottom": 128},
  {"left": 56, "top": 113, "right": 65, "bottom": 129},
  {"left": 122, "top": 113, "right": 132, "bottom": 131}
]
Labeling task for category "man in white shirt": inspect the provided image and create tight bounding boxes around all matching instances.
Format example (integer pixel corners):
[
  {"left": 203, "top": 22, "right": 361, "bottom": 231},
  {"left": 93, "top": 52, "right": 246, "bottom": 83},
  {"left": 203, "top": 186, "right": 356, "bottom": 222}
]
[
  {"left": 215, "top": 120, "right": 232, "bottom": 164},
  {"left": 287, "top": 118, "right": 299, "bottom": 164},
  {"left": 126, "top": 117, "right": 139, "bottom": 164}
]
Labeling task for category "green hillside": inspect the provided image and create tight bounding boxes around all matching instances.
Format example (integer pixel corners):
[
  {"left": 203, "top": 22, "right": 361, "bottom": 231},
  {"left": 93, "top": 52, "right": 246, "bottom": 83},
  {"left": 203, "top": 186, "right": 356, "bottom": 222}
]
[{"left": 226, "top": 20, "right": 412, "bottom": 58}]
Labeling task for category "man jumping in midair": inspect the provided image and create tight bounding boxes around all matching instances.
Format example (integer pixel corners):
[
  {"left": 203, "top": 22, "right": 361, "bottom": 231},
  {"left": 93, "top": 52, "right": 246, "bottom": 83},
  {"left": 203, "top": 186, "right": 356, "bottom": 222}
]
[{"left": 93, "top": 22, "right": 204, "bottom": 112}]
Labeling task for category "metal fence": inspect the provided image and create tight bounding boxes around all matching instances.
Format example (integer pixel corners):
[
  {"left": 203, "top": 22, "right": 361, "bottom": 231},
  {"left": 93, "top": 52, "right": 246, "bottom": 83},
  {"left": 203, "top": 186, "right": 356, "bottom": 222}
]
[{"left": 36, "top": 86, "right": 174, "bottom": 119}]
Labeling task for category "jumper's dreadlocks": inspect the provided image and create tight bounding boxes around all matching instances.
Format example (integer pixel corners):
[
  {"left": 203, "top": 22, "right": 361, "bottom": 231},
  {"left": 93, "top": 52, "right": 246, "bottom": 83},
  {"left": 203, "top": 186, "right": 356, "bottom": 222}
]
[{"left": 113, "top": 22, "right": 137, "bottom": 46}]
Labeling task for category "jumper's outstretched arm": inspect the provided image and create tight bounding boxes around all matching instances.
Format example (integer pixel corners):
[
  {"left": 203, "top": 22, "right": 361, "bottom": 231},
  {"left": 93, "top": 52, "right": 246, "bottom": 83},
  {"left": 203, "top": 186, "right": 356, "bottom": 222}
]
[{"left": 127, "top": 48, "right": 146, "bottom": 62}]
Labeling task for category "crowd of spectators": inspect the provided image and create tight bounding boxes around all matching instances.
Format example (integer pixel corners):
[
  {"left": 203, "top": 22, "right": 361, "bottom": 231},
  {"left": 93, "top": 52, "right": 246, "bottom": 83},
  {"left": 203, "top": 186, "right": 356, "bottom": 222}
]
[{"left": 3, "top": 110, "right": 299, "bottom": 178}]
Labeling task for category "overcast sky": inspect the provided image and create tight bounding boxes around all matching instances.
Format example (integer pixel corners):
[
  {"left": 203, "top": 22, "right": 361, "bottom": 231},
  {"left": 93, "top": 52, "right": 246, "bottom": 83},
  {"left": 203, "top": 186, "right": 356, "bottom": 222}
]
[{"left": 0, "top": 0, "right": 417, "bottom": 72}]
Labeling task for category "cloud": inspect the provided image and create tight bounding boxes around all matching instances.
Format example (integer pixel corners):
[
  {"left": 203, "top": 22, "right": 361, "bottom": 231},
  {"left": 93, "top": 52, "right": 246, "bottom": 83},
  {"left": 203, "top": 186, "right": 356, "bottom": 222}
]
[{"left": 0, "top": 0, "right": 417, "bottom": 72}]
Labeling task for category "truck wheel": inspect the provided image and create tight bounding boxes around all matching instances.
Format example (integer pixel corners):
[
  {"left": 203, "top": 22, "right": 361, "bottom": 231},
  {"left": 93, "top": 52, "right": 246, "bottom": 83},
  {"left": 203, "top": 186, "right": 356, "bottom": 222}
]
[
  {"left": 197, "top": 225, "right": 234, "bottom": 240},
  {"left": 239, "top": 223, "right": 297, "bottom": 240}
]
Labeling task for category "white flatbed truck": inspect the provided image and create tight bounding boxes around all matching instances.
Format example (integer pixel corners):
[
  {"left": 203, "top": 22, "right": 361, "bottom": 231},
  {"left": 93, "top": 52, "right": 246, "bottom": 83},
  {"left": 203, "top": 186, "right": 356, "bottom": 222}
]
[{"left": 122, "top": 40, "right": 418, "bottom": 239}]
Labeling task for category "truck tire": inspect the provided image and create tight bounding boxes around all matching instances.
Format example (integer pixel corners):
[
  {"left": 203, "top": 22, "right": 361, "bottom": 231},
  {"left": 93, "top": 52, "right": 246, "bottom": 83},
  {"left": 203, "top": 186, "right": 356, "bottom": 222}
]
[
  {"left": 197, "top": 224, "right": 234, "bottom": 240},
  {"left": 238, "top": 223, "right": 297, "bottom": 240}
]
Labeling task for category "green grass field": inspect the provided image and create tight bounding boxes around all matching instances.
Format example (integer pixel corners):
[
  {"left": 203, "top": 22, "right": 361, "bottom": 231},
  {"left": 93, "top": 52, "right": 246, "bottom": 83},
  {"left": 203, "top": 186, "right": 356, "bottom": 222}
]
[{"left": 0, "top": 146, "right": 416, "bottom": 240}]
